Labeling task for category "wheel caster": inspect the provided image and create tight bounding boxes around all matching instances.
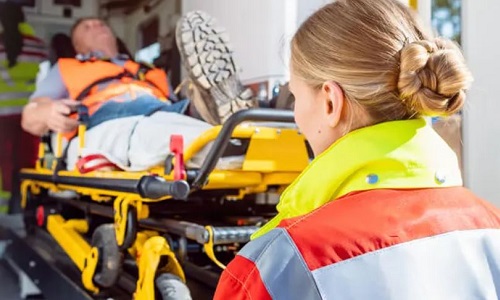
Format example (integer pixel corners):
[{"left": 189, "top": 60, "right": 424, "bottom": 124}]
[
  {"left": 91, "top": 224, "right": 123, "bottom": 288},
  {"left": 155, "top": 273, "right": 192, "bottom": 300}
]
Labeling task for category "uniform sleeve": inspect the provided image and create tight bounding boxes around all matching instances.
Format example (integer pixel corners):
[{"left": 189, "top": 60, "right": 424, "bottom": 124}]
[
  {"left": 30, "top": 62, "right": 69, "bottom": 100},
  {"left": 214, "top": 255, "right": 272, "bottom": 300}
]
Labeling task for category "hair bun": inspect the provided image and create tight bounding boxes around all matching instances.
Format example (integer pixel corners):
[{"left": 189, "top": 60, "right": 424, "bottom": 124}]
[{"left": 397, "top": 38, "right": 473, "bottom": 116}]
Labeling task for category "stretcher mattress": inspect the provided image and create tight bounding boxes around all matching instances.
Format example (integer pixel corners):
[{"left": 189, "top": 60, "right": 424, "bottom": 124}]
[{"left": 65, "top": 112, "right": 221, "bottom": 171}]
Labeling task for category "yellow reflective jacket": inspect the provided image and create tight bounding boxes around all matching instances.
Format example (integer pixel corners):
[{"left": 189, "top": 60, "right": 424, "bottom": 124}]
[
  {"left": 0, "top": 22, "right": 47, "bottom": 115},
  {"left": 253, "top": 118, "right": 462, "bottom": 239}
]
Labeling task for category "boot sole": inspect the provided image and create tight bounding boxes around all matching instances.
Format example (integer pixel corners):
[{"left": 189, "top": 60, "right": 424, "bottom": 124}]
[{"left": 176, "top": 11, "right": 236, "bottom": 90}]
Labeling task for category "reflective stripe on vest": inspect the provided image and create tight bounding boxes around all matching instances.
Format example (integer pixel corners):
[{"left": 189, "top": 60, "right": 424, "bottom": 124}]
[
  {"left": 0, "top": 23, "right": 43, "bottom": 116},
  {"left": 226, "top": 187, "right": 500, "bottom": 299},
  {"left": 0, "top": 45, "right": 47, "bottom": 57},
  {"left": 0, "top": 67, "right": 13, "bottom": 86},
  {"left": 0, "top": 31, "right": 47, "bottom": 63},
  {"left": 0, "top": 106, "right": 23, "bottom": 116},
  {"left": 231, "top": 227, "right": 500, "bottom": 300},
  {"left": 0, "top": 31, "right": 45, "bottom": 88},
  {"left": 0, "top": 93, "right": 30, "bottom": 115},
  {"left": 311, "top": 229, "right": 500, "bottom": 299},
  {"left": 0, "top": 53, "right": 46, "bottom": 63},
  {"left": 0, "top": 91, "right": 32, "bottom": 100},
  {"left": 238, "top": 228, "right": 322, "bottom": 300}
]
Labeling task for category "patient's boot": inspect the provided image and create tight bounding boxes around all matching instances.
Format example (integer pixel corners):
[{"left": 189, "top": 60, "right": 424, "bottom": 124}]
[{"left": 176, "top": 11, "right": 257, "bottom": 125}]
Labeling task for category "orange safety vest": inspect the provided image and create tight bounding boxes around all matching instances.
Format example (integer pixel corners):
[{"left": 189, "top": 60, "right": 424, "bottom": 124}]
[{"left": 58, "top": 58, "right": 170, "bottom": 140}]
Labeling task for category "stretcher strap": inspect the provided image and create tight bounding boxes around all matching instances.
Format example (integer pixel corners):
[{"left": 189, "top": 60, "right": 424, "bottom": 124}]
[
  {"left": 204, "top": 226, "right": 226, "bottom": 270},
  {"left": 170, "top": 135, "right": 186, "bottom": 180},
  {"left": 76, "top": 154, "right": 118, "bottom": 174}
]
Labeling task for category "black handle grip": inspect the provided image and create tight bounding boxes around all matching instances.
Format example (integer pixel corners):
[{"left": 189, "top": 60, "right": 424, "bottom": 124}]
[
  {"left": 77, "top": 105, "right": 89, "bottom": 124},
  {"left": 191, "top": 108, "right": 296, "bottom": 190},
  {"left": 137, "top": 176, "right": 190, "bottom": 200}
]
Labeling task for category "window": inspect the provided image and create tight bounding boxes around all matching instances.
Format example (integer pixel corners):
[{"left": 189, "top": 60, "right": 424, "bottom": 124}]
[{"left": 432, "top": 0, "right": 461, "bottom": 44}]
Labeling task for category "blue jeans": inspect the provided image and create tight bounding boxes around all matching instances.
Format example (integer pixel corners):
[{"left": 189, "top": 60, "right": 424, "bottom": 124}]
[{"left": 87, "top": 96, "right": 190, "bottom": 130}]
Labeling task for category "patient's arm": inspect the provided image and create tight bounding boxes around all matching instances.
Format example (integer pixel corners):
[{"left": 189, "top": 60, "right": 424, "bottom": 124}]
[
  {"left": 22, "top": 62, "right": 80, "bottom": 136},
  {"left": 21, "top": 97, "right": 80, "bottom": 136}
]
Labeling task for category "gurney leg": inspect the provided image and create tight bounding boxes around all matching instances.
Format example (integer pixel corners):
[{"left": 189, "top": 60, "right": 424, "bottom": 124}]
[
  {"left": 46, "top": 214, "right": 100, "bottom": 294},
  {"left": 46, "top": 215, "right": 90, "bottom": 271}
]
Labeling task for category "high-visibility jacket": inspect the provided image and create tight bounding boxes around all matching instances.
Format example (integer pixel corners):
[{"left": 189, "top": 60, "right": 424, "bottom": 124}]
[
  {"left": 0, "top": 23, "right": 47, "bottom": 116},
  {"left": 57, "top": 57, "right": 170, "bottom": 139},
  {"left": 214, "top": 119, "right": 500, "bottom": 299}
]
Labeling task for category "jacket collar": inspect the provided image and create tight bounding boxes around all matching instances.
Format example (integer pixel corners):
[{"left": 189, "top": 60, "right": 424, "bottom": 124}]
[
  {"left": 76, "top": 51, "right": 129, "bottom": 61},
  {"left": 252, "top": 118, "right": 462, "bottom": 239}
]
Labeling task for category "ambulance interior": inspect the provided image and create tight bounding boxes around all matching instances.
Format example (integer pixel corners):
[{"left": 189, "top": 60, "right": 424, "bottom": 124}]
[
  {"left": 1, "top": 1, "right": 307, "bottom": 299},
  {"left": 1, "top": 0, "right": 499, "bottom": 299}
]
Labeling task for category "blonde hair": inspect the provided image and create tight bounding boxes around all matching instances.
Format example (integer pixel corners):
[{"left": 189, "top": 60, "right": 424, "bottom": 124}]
[{"left": 291, "top": 0, "right": 473, "bottom": 123}]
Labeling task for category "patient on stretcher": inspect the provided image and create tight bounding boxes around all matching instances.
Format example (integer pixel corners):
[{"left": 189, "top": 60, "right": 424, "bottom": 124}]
[{"left": 21, "top": 13, "right": 259, "bottom": 171}]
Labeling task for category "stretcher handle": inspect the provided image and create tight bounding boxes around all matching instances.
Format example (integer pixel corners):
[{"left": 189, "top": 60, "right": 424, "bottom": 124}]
[
  {"left": 137, "top": 176, "right": 190, "bottom": 200},
  {"left": 202, "top": 226, "right": 260, "bottom": 245},
  {"left": 188, "top": 224, "right": 259, "bottom": 245},
  {"left": 191, "top": 108, "right": 295, "bottom": 190},
  {"left": 53, "top": 104, "right": 89, "bottom": 173},
  {"left": 142, "top": 219, "right": 259, "bottom": 245},
  {"left": 76, "top": 104, "right": 89, "bottom": 124}
]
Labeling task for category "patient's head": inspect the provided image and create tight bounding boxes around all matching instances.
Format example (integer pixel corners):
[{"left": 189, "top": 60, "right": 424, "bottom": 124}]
[
  {"left": 71, "top": 17, "right": 118, "bottom": 58},
  {"left": 289, "top": 0, "right": 472, "bottom": 156}
]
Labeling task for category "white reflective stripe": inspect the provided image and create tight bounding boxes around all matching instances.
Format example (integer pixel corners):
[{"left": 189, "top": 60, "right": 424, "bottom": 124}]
[
  {"left": 238, "top": 228, "right": 322, "bottom": 300},
  {"left": 22, "top": 44, "right": 47, "bottom": 53},
  {"left": 239, "top": 227, "right": 283, "bottom": 261},
  {"left": 23, "top": 39, "right": 45, "bottom": 48},
  {"left": 0, "top": 53, "right": 47, "bottom": 63},
  {"left": 0, "top": 70, "right": 12, "bottom": 84},
  {"left": 0, "top": 92, "right": 32, "bottom": 100},
  {"left": 0, "top": 45, "right": 46, "bottom": 53},
  {"left": 0, "top": 53, "right": 46, "bottom": 63},
  {"left": 0, "top": 106, "right": 23, "bottom": 116},
  {"left": 18, "top": 54, "right": 47, "bottom": 63},
  {"left": 0, "top": 64, "right": 13, "bottom": 86},
  {"left": 312, "top": 229, "right": 500, "bottom": 299}
]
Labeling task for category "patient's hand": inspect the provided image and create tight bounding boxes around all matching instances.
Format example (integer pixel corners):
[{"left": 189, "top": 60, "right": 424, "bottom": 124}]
[
  {"left": 22, "top": 97, "right": 80, "bottom": 136},
  {"left": 46, "top": 99, "right": 80, "bottom": 133}
]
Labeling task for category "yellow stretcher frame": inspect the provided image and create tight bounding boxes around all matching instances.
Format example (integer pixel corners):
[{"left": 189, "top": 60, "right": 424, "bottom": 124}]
[{"left": 19, "top": 108, "right": 311, "bottom": 300}]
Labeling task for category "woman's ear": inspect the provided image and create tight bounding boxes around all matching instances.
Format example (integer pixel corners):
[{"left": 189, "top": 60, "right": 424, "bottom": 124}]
[{"left": 321, "top": 81, "right": 345, "bottom": 128}]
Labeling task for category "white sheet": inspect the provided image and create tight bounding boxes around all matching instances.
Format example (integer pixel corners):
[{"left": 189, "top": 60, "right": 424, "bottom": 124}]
[
  {"left": 64, "top": 112, "right": 299, "bottom": 173},
  {"left": 66, "top": 112, "right": 215, "bottom": 171}
]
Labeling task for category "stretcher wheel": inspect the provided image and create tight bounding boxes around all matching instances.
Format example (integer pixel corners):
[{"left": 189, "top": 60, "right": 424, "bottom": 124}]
[
  {"left": 155, "top": 273, "right": 191, "bottom": 300},
  {"left": 91, "top": 224, "right": 123, "bottom": 288}
]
